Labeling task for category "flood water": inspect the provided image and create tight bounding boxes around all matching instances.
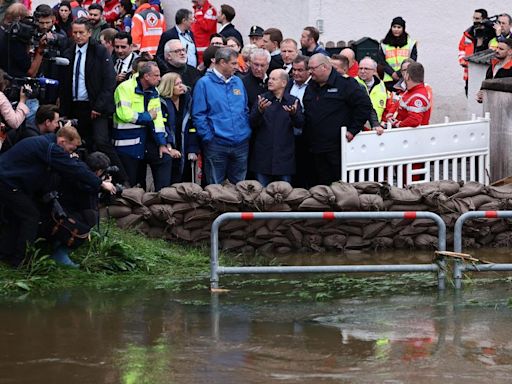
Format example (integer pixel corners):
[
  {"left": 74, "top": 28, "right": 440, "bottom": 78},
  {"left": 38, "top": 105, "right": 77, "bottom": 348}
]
[{"left": 1, "top": 249, "right": 512, "bottom": 383}]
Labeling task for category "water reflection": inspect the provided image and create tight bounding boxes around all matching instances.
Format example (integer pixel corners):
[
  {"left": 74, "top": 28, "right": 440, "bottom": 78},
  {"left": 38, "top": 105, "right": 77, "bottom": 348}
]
[{"left": 0, "top": 284, "right": 512, "bottom": 383}]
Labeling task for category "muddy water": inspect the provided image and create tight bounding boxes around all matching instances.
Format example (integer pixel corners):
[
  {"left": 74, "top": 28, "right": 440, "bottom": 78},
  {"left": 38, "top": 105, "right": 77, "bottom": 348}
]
[{"left": 1, "top": 250, "right": 512, "bottom": 383}]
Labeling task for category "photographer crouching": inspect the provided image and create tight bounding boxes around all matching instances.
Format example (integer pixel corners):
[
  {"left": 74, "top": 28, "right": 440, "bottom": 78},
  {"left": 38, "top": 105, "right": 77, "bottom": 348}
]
[{"left": 0, "top": 125, "right": 116, "bottom": 267}]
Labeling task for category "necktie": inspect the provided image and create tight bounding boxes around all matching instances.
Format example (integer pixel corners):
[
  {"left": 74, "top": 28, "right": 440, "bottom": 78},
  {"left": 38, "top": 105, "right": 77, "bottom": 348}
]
[
  {"left": 116, "top": 58, "right": 124, "bottom": 74},
  {"left": 74, "top": 49, "right": 82, "bottom": 100}
]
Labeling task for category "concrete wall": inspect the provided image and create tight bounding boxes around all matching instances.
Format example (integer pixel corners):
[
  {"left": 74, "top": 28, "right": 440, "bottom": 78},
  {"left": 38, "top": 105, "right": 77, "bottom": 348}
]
[{"left": 162, "top": 0, "right": 507, "bottom": 123}]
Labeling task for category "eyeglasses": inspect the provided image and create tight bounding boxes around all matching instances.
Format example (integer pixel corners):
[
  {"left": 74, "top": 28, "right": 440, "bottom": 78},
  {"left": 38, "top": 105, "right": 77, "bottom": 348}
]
[
  {"left": 308, "top": 63, "right": 324, "bottom": 71},
  {"left": 359, "top": 67, "right": 375, "bottom": 71},
  {"left": 170, "top": 48, "right": 186, "bottom": 54}
]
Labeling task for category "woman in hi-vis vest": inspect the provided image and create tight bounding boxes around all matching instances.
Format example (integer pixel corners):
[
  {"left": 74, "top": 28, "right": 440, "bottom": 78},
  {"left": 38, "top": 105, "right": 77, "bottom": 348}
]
[{"left": 378, "top": 16, "right": 418, "bottom": 92}]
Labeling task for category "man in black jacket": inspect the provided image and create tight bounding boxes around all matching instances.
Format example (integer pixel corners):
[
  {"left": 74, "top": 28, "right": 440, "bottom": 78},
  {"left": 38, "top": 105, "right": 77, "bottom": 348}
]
[
  {"left": 157, "top": 39, "right": 201, "bottom": 88},
  {"left": 0, "top": 126, "right": 115, "bottom": 267},
  {"left": 242, "top": 48, "right": 269, "bottom": 110},
  {"left": 303, "top": 54, "right": 372, "bottom": 186},
  {"left": 156, "top": 8, "right": 197, "bottom": 68},
  {"left": 217, "top": 4, "right": 243, "bottom": 49},
  {"left": 59, "top": 17, "right": 127, "bottom": 184}
]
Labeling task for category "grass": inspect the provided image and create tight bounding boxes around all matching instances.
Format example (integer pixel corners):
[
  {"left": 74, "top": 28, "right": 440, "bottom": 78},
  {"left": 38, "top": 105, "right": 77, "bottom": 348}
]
[{"left": 0, "top": 222, "right": 211, "bottom": 296}]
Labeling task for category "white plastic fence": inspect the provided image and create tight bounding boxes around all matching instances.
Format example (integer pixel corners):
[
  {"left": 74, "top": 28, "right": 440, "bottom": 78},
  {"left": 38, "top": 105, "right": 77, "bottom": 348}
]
[{"left": 341, "top": 114, "right": 491, "bottom": 186}]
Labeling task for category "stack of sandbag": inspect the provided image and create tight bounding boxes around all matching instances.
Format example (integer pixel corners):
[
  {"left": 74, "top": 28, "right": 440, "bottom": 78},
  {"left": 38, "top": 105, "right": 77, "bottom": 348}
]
[{"left": 105, "top": 180, "right": 512, "bottom": 254}]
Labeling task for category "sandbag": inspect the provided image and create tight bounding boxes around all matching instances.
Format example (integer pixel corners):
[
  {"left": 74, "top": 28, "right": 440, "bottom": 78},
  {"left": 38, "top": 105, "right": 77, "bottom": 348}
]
[
  {"left": 121, "top": 187, "right": 145, "bottom": 206},
  {"left": 309, "top": 185, "right": 336, "bottom": 206},
  {"left": 414, "top": 234, "right": 438, "bottom": 249},
  {"left": 486, "top": 184, "right": 512, "bottom": 199},
  {"left": 107, "top": 205, "right": 132, "bottom": 219},
  {"left": 116, "top": 214, "right": 143, "bottom": 229},
  {"left": 183, "top": 219, "right": 211, "bottom": 231},
  {"left": 464, "top": 194, "right": 495, "bottom": 209},
  {"left": 272, "top": 236, "right": 292, "bottom": 247},
  {"left": 266, "top": 181, "right": 293, "bottom": 203},
  {"left": 373, "top": 237, "right": 394, "bottom": 249},
  {"left": 142, "top": 192, "right": 161, "bottom": 206},
  {"left": 220, "top": 220, "right": 248, "bottom": 232},
  {"left": 172, "top": 202, "right": 200, "bottom": 214},
  {"left": 284, "top": 188, "right": 311, "bottom": 206},
  {"left": 399, "top": 225, "right": 427, "bottom": 236},
  {"left": 387, "top": 204, "right": 430, "bottom": 211},
  {"left": 393, "top": 235, "right": 415, "bottom": 249},
  {"left": 159, "top": 187, "right": 185, "bottom": 203},
  {"left": 493, "top": 231, "right": 512, "bottom": 247},
  {"left": 491, "top": 220, "right": 510, "bottom": 234},
  {"left": 174, "top": 182, "right": 204, "bottom": 202},
  {"left": 352, "top": 181, "right": 382, "bottom": 195},
  {"left": 323, "top": 234, "right": 347, "bottom": 249},
  {"left": 205, "top": 183, "right": 242, "bottom": 204},
  {"left": 359, "top": 194, "right": 385, "bottom": 211},
  {"left": 362, "top": 221, "right": 387, "bottom": 239},
  {"left": 132, "top": 205, "right": 152, "bottom": 220},
  {"left": 254, "top": 190, "right": 276, "bottom": 210},
  {"left": 255, "top": 226, "right": 273, "bottom": 240},
  {"left": 184, "top": 208, "right": 216, "bottom": 222},
  {"left": 331, "top": 181, "right": 360, "bottom": 210},
  {"left": 275, "top": 246, "right": 292, "bottom": 254},
  {"left": 345, "top": 235, "right": 371, "bottom": 250},
  {"left": 376, "top": 224, "right": 401, "bottom": 238},
  {"left": 247, "top": 237, "right": 269, "bottom": 247},
  {"left": 451, "top": 181, "right": 485, "bottom": 199},
  {"left": 146, "top": 226, "right": 165, "bottom": 239},
  {"left": 388, "top": 186, "right": 423, "bottom": 204},
  {"left": 236, "top": 180, "right": 263, "bottom": 204},
  {"left": 303, "top": 234, "right": 324, "bottom": 252},
  {"left": 298, "top": 197, "right": 330, "bottom": 211},
  {"left": 285, "top": 226, "right": 303, "bottom": 245},
  {"left": 412, "top": 180, "right": 461, "bottom": 196},
  {"left": 221, "top": 238, "right": 245, "bottom": 251}
]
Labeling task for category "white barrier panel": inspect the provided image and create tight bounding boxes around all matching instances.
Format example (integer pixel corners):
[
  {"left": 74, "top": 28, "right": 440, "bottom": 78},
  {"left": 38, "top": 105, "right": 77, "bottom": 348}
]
[{"left": 341, "top": 117, "right": 490, "bottom": 186}]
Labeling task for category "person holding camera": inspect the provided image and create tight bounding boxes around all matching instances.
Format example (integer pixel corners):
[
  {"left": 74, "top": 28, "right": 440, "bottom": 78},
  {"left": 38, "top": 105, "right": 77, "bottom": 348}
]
[
  {"left": 0, "top": 125, "right": 116, "bottom": 267},
  {"left": 0, "top": 68, "right": 28, "bottom": 136}
]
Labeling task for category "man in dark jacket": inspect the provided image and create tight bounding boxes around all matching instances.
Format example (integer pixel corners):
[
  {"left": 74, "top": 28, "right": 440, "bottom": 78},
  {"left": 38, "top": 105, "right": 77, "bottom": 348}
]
[
  {"left": 303, "top": 54, "right": 372, "bottom": 186},
  {"left": 0, "top": 126, "right": 115, "bottom": 267},
  {"left": 59, "top": 17, "right": 127, "bottom": 184},
  {"left": 249, "top": 69, "right": 303, "bottom": 186},
  {"left": 156, "top": 8, "right": 197, "bottom": 68},
  {"left": 217, "top": 4, "right": 243, "bottom": 49},
  {"left": 157, "top": 39, "right": 201, "bottom": 88},
  {"left": 242, "top": 48, "right": 269, "bottom": 110}
]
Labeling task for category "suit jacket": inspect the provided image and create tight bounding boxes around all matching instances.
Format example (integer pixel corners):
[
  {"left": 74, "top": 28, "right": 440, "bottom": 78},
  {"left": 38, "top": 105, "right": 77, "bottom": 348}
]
[
  {"left": 267, "top": 53, "right": 284, "bottom": 75},
  {"left": 59, "top": 40, "right": 116, "bottom": 116},
  {"left": 241, "top": 70, "right": 268, "bottom": 111},
  {"left": 219, "top": 23, "right": 244, "bottom": 48},
  {"left": 156, "top": 27, "right": 198, "bottom": 64}
]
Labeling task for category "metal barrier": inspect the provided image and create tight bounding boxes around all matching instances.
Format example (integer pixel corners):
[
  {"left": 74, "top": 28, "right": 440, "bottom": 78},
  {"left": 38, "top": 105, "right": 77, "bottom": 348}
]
[
  {"left": 210, "top": 211, "right": 447, "bottom": 290},
  {"left": 453, "top": 210, "right": 512, "bottom": 289},
  {"left": 341, "top": 114, "right": 491, "bottom": 186}
]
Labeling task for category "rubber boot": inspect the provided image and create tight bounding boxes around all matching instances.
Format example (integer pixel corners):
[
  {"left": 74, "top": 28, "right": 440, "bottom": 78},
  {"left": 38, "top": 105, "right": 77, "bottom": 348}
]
[{"left": 51, "top": 244, "right": 79, "bottom": 268}]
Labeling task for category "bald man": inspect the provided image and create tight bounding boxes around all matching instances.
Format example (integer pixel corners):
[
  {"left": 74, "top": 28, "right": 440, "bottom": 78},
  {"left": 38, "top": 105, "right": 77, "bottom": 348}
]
[
  {"left": 340, "top": 48, "right": 358, "bottom": 77},
  {"left": 249, "top": 69, "right": 303, "bottom": 186},
  {"left": 303, "top": 54, "right": 372, "bottom": 186}
]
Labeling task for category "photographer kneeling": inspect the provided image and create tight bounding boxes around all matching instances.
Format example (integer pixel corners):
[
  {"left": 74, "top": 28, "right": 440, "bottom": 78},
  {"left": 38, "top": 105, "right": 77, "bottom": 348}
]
[
  {"left": 0, "top": 125, "right": 116, "bottom": 267},
  {"left": 43, "top": 152, "right": 112, "bottom": 267}
]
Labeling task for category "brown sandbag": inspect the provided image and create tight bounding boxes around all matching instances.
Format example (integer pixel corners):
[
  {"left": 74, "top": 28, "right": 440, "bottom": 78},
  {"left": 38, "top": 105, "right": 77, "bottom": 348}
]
[
  {"left": 146, "top": 226, "right": 165, "bottom": 239},
  {"left": 286, "top": 226, "right": 303, "bottom": 245},
  {"left": 266, "top": 181, "right": 293, "bottom": 203},
  {"left": 220, "top": 220, "right": 248, "bottom": 232},
  {"left": 265, "top": 203, "right": 292, "bottom": 212},
  {"left": 184, "top": 208, "right": 216, "bottom": 222},
  {"left": 491, "top": 220, "right": 510, "bottom": 233},
  {"left": 149, "top": 204, "right": 174, "bottom": 222},
  {"left": 462, "top": 225, "right": 490, "bottom": 238},
  {"left": 205, "top": 183, "right": 242, "bottom": 204},
  {"left": 478, "top": 233, "right": 495, "bottom": 245},
  {"left": 373, "top": 237, "right": 394, "bottom": 249},
  {"left": 412, "top": 218, "right": 436, "bottom": 228},
  {"left": 221, "top": 238, "right": 245, "bottom": 251},
  {"left": 190, "top": 228, "right": 210, "bottom": 242},
  {"left": 393, "top": 235, "right": 415, "bottom": 249},
  {"left": 226, "top": 229, "right": 247, "bottom": 240},
  {"left": 159, "top": 187, "right": 185, "bottom": 203},
  {"left": 247, "top": 237, "right": 269, "bottom": 247},
  {"left": 134, "top": 220, "right": 151, "bottom": 235},
  {"left": 303, "top": 234, "right": 324, "bottom": 252},
  {"left": 121, "top": 187, "right": 145, "bottom": 206},
  {"left": 174, "top": 182, "right": 204, "bottom": 202},
  {"left": 345, "top": 235, "right": 371, "bottom": 250},
  {"left": 236, "top": 180, "right": 263, "bottom": 204},
  {"left": 353, "top": 181, "right": 382, "bottom": 195},
  {"left": 284, "top": 188, "right": 311, "bottom": 206},
  {"left": 412, "top": 180, "right": 462, "bottom": 196},
  {"left": 362, "top": 221, "right": 387, "bottom": 239},
  {"left": 107, "top": 205, "right": 133, "bottom": 219},
  {"left": 266, "top": 219, "right": 282, "bottom": 232},
  {"left": 275, "top": 246, "right": 292, "bottom": 254},
  {"left": 486, "top": 184, "right": 512, "bottom": 199},
  {"left": 389, "top": 186, "right": 423, "bottom": 204},
  {"left": 309, "top": 185, "right": 336, "bottom": 206},
  {"left": 323, "top": 234, "right": 347, "bottom": 249},
  {"left": 399, "top": 225, "right": 427, "bottom": 236},
  {"left": 493, "top": 231, "right": 512, "bottom": 247},
  {"left": 111, "top": 197, "right": 133, "bottom": 207},
  {"left": 387, "top": 204, "right": 430, "bottom": 211},
  {"left": 462, "top": 237, "right": 477, "bottom": 249},
  {"left": 298, "top": 197, "right": 331, "bottom": 211},
  {"left": 451, "top": 181, "right": 485, "bottom": 199},
  {"left": 441, "top": 213, "right": 459, "bottom": 228},
  {"left": 477, "top": 201, "right": 504, "bottom": 211},
  {"left": 255, "top": 226, "right": 273, "bottom": 240},
  {"left": 246, "top": 220, "right": 267, "bottom": 232},
  {"left": 183, "top": 219, "right": 211, "bottom": 231},
  {"left": 359, "top": 194, "right": 385, "bottom": 211},
  {"left": 116, "top": 213, "right": 143, "bottom": 229},
  {"left": 172, "top": 202, "right": 200, "bottom": 214},
  {"left": 272, "top": 236, "right": 292, "bottom": 247},
  {"left": 465, "top": 194, "right": 495, "bottom": 209},
  {"left": 132, "top": 205, "right": 152, "bottom": 220},
  {"left": 330, "top": 181, "right": 360, "bottom": 210},
  {"left": 337, "top": 225, "right": 363, "bottom": 236},
  {"left": 414, "top": 234, "right": 438, "bottom": 249},
  {"left": 376, "top": 224, "right": 401, "bottom": 238},
  {"left": 142, "top": 192, "right": 161, "bottom": 206},
  {"left": 254, "top": 190, "right": 276, "bottom": 210},
  {"left": 170, "top": 226, "right": 192, "bottom": 241}
]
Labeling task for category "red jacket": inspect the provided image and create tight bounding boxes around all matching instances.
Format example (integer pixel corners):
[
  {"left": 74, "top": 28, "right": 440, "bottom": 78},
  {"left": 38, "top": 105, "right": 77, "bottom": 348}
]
[
  {"left": 458, "top": 30, "right": 474, "bottom": 81},
  {"left": 103, "top": 0, "right": 121, "bottom": 24},
  {"left": 393, "top": 83, "right": 432, "bottom": 128},
  {"left": 191, "top": 0, "right": 217, "bottom": 61}
]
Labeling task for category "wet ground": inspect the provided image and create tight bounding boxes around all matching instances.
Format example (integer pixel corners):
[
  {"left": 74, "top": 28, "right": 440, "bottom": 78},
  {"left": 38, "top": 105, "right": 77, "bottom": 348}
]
[{"left": 1, "top": 249, "right": 512, "bottom": 383}]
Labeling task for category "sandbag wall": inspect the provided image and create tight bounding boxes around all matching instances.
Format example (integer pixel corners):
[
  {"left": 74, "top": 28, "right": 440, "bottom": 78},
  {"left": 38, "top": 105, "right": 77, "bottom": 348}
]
[{"left": 105, "top": 180, "right": 512, "bottom": 253}]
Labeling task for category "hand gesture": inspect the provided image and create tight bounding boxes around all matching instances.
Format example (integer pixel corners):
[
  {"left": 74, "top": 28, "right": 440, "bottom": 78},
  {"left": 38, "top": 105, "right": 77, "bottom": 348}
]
[
  {"left": 149, "top": 109, "right": 158, "bottom": 119},
  {"left": 169, "top": 147, "right": 181, "bottom": 159},
  {"left": 345, "top": 131, "right": 354, "bottom": 142},
  {"left": 101, "top": 180, "right": 116, "bottom": 195},
  {"left": 116, "top": 72, "right": 127, "bottom": 83},
  {"left": 494, "top": 21, "right": 502, "bottom": 36},
  {"left": 257, "top": 95, "right": 272, "bottom": 113},
  {"left": 19, "top": 85, "right": 31, "bottom": 103},
  {"left": 283, "top": 100, "right": 299, "bottom": 115},
  {"left": 375, "top": 126, "right": 385, "bottom": 135}
]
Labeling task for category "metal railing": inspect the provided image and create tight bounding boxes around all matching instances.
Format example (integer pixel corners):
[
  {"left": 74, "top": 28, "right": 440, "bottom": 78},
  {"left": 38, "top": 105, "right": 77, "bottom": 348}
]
[
  {"left": 453, "top": 210, "right": 512, "bottom": 289},
  {"left": 210, "top": 211, "right": 447, "bottom": 290}
]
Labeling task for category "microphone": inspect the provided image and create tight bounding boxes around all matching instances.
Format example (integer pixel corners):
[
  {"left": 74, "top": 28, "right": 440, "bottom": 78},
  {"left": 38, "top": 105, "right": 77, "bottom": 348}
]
[{"left": 48, "top": 57, "right": 70, "bottom": 66}]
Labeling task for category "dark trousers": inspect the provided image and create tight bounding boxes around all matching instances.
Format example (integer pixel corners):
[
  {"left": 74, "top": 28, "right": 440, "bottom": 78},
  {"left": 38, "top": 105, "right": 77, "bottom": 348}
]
[
  {"left": 71, "top": 101, "right": 128, "bottom": 183},
  {"left": 312, "top": 148, "right": 341, "bottom": 186},
  {"left": 0, "top": 183, "right": 40, "bottom": 265},
  {"left": 118, "top": 151, "right": 172, "bottom": 191}
]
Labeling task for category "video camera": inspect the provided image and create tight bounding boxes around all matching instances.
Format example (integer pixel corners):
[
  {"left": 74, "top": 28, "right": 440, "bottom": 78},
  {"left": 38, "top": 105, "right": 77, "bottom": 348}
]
[
  {"left": 481, "top": 15, "right": 500, "bottom": 29},
  {"left": 6, "top": 16, "right": 43, "bottom": 45},
  {"left": 102, "top": 165, "right": 125, "bottom": 197},
  {"left": 4, "top": 75, "right": 59, "bottom": 102}
]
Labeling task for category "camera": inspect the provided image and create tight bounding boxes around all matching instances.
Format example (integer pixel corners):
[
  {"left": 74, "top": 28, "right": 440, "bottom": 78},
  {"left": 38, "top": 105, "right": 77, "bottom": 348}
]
[
  {"left": 102, "top": 166, "right": 125, "bottom": 197},
  {"left": 59, "top": 118, "right": 79, "bottom": 128},
  {"left": 482, "top": 15, "right": 499, "bottom": 29},
  {"left": 7, "top": 17, "right": 43, "bottom": 45},
  {"left": 42, "top": 191, "right": 67, "bottom": 219},
  {"left": 4, "top": 75, "right": 59, "bottom": 102}
]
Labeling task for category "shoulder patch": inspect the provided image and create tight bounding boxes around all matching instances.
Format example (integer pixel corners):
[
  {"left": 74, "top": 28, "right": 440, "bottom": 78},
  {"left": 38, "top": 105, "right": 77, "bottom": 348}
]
[{"left": 414, "top": 99, "right": 424, "bottom": 108}]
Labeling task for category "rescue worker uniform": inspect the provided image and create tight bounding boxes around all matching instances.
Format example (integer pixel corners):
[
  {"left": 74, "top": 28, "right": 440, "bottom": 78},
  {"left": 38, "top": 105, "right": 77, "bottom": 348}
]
[
  {"left": 380, "top": 36, "right": 417, "bottom": 84},
  {"left": 191, "top": 0, "right": 217, "bottom": 63},
  {"left": 392, "top": 83, "right": 431, "bottom": 128},
  {"left": 131, "top": 2, "right": 166, "bottom": 56}
]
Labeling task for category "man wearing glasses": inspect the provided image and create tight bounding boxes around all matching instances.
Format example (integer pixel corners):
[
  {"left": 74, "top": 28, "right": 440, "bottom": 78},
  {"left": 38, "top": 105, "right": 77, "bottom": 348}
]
[
  {"left": 302, "top": 53, "right": 372, "bottom": 186},
  {"left": 158, "top": 39, "right": 201, "bottom": 88}
]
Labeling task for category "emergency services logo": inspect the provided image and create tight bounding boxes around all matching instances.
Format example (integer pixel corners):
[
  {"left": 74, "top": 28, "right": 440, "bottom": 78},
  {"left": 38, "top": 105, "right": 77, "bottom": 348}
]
[
  {"left": 77, "top": 10, "right": 88, "bottom": 18},
  {"left": 414, "top": 99, "right": 423, "bottom": 108},
  {"left": 146, "top": 13, "right": 158, "bottom": 27}
]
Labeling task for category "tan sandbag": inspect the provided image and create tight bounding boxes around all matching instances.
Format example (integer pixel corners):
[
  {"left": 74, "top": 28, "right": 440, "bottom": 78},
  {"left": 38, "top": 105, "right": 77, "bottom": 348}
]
[
  {"left": 265, "top": 203, "right": 292, "bottom": 212},
  {"left": 254, "top": 190, "right": 275, "bottom": 210},
  {"left": 323, "top": 234, "right": 347, "bottom": 249},
  {"left": 414, "top": 234, "right": 438, "bottom": 249},
  {"left": 298, "top": 197, "right": 330, "bottom": 210},
  {"left": 184, "top": 208, "right": 216, "bottom": 222},
  {"left": 174, "top": 182, "right": 204, "bottom": 202},
  {"left": 389, "top": 186, "right": 423, "bottom": 204},
  {"left": 486, "top": 184, "right": 512, "bottom": 199},
  {"left": 266, "top": 181, "right": 293, "bottom": 203},
  {"left": 159, "top": 187, "right": 185, "bottom": 203},
  {"left": 331, "top": 181, "right": 360, "bottom": 210},
  {"left": 205, "top": 183, "right": 242, "bottom": 204},
  {"left": 309, "top": 185, "right": 336, "bottom": 206},
  {"left": 387, "top": 204, "right": 430, "bottom": 211},
  {"left": 121, "top": 187, "right": 145, "bottom": 206},
  {"left": 345, "top": 236, "right": 371, "bottom": 250},
  {"left": 450, "top": 181, "right": 485, "bottom": 199},
  {"left": 465, "top": 194, "right": 495, "bottom": 209},
  {"left": 149, "top": 204, "right": 174, "bottom": 222},
  {"left": 116, "top": 213, "right": 143, "bottom": 229},
  {"left": 132, "top": 205, "right": 152, "bottom": 220},
  {"left": 352, "top": 181, "right": 381, "bottom": 195},
  {"left": 236, "top": 180, "right": 263, "bottom": 203},
  {"left": 183, "top": 219, "right": 211, "bottom": 230},
  {"left": 412, "top": 180, "right": 461, "bottom": 196},
  {"left": 359, "top": 194, "right": 385, "bottom": 211},
  {"left": 284, "top": 188, "right": 311, "bottom": 206},
  {"left": 107, "top": 205, "right": 133, "bottom": 218},
  {"left": 142, "top": 192, "right": 161, "bottom": 206},
  {"left": 362, "top": 221, "right": 387, "bottom": 239}
]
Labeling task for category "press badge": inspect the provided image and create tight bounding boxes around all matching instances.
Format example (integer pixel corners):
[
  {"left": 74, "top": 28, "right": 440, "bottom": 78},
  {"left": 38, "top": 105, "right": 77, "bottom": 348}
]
[
  {"left": 233, "top": 89, "right": 241, "bottom": 95},
  {"left": 327, "top": 88, "right": 338, "bottom": 93}
]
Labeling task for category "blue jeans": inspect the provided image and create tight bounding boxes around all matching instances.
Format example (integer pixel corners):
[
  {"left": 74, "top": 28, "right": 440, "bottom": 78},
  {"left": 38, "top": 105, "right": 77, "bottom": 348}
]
[
  {"left": 203, "top": 139, "right": 248, "bottom": 185},
  {"left": 25, "top": 98, "right": 39, "bottom": 129},
  {"left": 254, "top": 173, "right": 292, "bottom": 187}
]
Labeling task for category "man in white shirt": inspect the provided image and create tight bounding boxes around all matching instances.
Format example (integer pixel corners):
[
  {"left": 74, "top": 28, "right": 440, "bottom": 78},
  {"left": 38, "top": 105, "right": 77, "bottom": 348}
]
[{"left": 113, "top": 31, "right": 139, "bottom": 84}]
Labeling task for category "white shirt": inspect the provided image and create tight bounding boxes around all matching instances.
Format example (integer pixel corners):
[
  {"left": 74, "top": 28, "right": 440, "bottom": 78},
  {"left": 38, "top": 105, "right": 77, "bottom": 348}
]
[
  {"left": 289, "top": 77, "right": 310, "bottom": 109},
  {"left": 115, "top": 52, "right": 138, "bottom": 75},
  {"left": 213, "top": 67, "right": 232, "bottom": 83},
  {"left": 73, "top": 43, "right": 89, "bottom": 101},
  {"left": 218, "top": 22, "right": 231, "bottom": 34},
  {"left": 176, "top": 26, "right": 197, "bottom": 68}
]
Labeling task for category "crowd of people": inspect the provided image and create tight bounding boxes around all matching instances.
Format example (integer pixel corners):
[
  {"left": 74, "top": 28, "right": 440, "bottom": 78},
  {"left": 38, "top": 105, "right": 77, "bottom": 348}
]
[{"left": 0, "top": 0, "right": 510, "bottom": 268}]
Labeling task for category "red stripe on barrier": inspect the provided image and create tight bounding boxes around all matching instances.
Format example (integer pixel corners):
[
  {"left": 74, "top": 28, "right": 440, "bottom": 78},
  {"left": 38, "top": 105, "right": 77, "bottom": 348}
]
[
  {"left": 241, "top": 212, "right": 254, "bottom": 221},
  {"left": 404, "top": 212, "right": 417, "bottom": 219},
  {"left": 323, "top": 212, "right": 335, "bottom": 220},
  {"left": 485, "top": 211, "right": 498, "bottom": 218}
]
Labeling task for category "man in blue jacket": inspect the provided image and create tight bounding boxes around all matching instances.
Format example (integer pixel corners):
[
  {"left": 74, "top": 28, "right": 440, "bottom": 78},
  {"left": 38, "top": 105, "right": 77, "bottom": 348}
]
[
  {"left": 0, "top": 126, "right": 116, "bottom": 267},
  {"left": 192, "top": 47, "right": 251, "bottom": 185}
]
